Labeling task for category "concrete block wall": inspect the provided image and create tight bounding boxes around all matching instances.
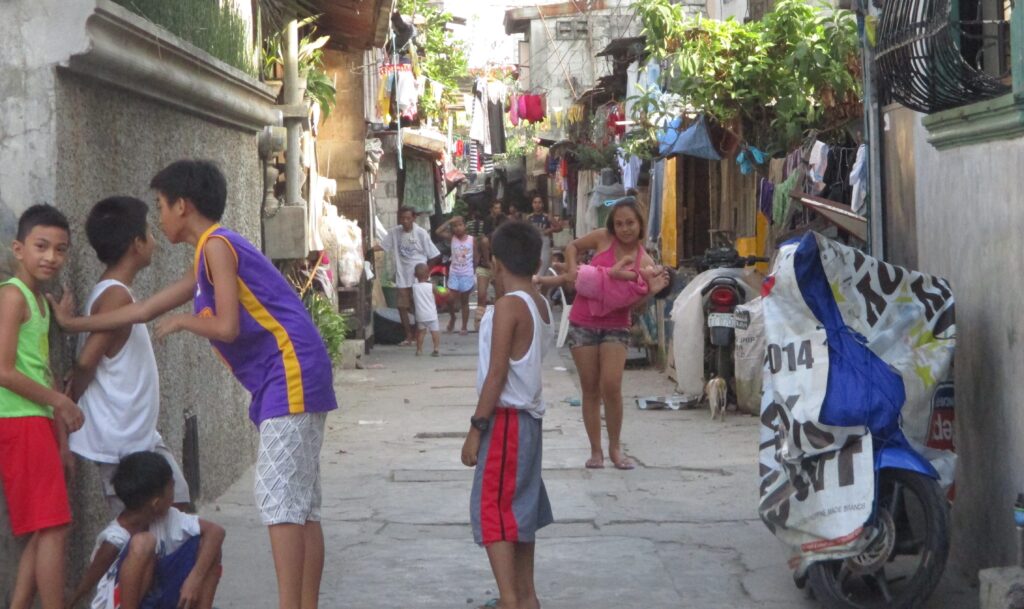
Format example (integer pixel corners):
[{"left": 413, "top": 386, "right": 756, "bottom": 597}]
[
  {"left": 914, "top": 118, "right": 1024, "bottom": 578},
  {"left": 373, "top": 151, "right": 401, "bottom": 229}
]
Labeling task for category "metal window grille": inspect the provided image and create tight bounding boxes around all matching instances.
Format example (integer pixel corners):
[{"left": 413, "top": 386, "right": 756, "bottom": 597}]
[{"left": 876, "top": 0, "right": 1011, "bottom": 113}]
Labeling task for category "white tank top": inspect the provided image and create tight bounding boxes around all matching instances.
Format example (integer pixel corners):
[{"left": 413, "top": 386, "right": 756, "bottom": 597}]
[
  {"left": 476, "top": 290, "right": 553, "bottom": 418},
  {"left": 69, "top": 280, "right": 162, "bottom": 463}
]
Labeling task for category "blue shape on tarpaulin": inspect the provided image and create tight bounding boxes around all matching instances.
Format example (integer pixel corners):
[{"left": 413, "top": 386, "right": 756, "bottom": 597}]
[
  {"left": 657, "top": 114, "right": 722, "bottom": 160},
  {"left": 791, "top": 233, "right": 904, "bottom": 440}
]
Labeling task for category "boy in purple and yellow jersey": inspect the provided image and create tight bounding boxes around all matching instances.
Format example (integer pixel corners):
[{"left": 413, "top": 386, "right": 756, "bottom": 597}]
[{"left": 52, "top": 160, "right": 337, "bottom": 609}]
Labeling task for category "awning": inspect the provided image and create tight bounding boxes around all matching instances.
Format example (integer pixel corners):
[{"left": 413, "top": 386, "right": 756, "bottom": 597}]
[
  {"left": 401, "top": 128, "right": 446, "bottom": 156},
  {"left": 789, "top": 191, "right": 868, "bottom": 241}
]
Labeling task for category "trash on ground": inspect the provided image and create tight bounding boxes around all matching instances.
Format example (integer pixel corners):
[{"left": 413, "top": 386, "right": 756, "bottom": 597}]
[
  {"left": 636, "top": 395, "right": 696, "bottom": 410},
  {"left": 563, "top": 397, "right": 582, "bottom": 407},
  {"left": 357, "top": 420, "right": 385, "bottom": 425},
  {"left": 553, "top": 366, "right": 568, "bottom": 372}
]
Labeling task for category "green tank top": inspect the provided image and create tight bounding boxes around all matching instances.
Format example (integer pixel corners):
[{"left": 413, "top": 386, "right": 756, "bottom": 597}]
[{"left": 0, "top": 277, "right": 53, "bottom": 419}]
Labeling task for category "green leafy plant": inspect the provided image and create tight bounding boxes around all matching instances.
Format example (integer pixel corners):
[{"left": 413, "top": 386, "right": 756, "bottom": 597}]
[
  {"left": 114, "top": 0, "right": 256, "bottom": 76},
  {"left": 262, "top": 15, "right": 337, "bottom": 117},
  {"left": 397, "top": 0, "right": 469, "bottom": 123},
  {"left": 304, "top": 293, "right": 347, "bottom": 364},
  {"left": 632, "top": 0, "right": 862, "bottom": 156}
]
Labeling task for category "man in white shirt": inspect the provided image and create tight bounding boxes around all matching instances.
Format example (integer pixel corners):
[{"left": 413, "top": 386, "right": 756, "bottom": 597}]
[{"left": 372, "top": 206, "right": 440, "bottom": 345}]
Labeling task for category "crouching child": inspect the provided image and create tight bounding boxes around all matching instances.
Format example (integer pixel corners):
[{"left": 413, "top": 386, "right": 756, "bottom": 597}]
[
  {"left": 461, "top": 221, "right": 554, "bottom": 609},
  {"left": 68, "top": 451, "right": 225, "bottom": 609}
]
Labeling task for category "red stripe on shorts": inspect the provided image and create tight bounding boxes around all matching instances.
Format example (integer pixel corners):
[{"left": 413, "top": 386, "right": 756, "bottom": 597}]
[{"left": 481, "top": 408, "right": 520, "bottom": 543}]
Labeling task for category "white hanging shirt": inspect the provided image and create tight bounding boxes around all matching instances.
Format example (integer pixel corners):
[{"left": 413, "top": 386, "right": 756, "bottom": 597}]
[
  {"left": 476, "top": 291, "right": 553, "bottom": 419},
  {"left": 69, "top": 280, "right": 162, "bottom": 463}
]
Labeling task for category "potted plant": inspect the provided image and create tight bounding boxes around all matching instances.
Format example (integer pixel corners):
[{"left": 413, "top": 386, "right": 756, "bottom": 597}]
[{"left": 262, "top": 15, "right": 337, "bottom": 117}]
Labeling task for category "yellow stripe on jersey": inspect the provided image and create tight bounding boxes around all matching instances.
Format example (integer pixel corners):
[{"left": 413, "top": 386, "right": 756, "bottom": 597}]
[
  {"left": 237, "top": 280, "right": 306, "bottom": 414},
  {"left": 193, "top": 224, "right": 221, "bottom": 279}
]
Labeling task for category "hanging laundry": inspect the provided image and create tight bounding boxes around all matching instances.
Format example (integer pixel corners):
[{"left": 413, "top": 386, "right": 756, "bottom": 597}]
[
  {"left": 469, "top": 78, "right": 491, "bottom": 153},
  {"left": 509, "top": 94, "right": 520, "bottom": 126},
  {"left": 403, "top": 156, "right": 439, "bottom": 214},
  {"left": 625, "top": 61, "right": 639, "bottom": 130},
  {"left": 488, "top": 97, "right": 506, "bottom": 154},
  {"left": 647, "top": 159, "right": 664, "bottom": 243},
  {"left": 660, "top": 158, "right": 678, "bottom": 266},
  {"left": 522, "top": 94, "right": 546, "bottom": 123},
  {"left": 758, "top": 178, "right": 775, "bottom": 223},
  {"left": 849, "top": 143, "right": 868, "bottom": 215},
  {"left": 467, "top": 141, "right": 480, "bottom": 173},
  {"left": 808, "top": 140, "right": 829, "bottom": 195},
  {"left": 607, "top": 104, "right": 626, "bottom": 138},
  {"left": 736, "top": 146, "right": 766, "bottom": 176},
  {"left": 617, "top": 150, "right": 642, "bottom": 190},
  {"left": 772, "top": 170, "right": 800, "bottom": 227}
]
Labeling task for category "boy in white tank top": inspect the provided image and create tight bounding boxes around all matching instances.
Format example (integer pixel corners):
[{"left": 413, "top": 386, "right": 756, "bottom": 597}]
[
  {"left": 68, "top": 197, "right": 191, "bottom": 515},
  {"left": 462, "top": 221, "right": 553, "bottom": 609}
]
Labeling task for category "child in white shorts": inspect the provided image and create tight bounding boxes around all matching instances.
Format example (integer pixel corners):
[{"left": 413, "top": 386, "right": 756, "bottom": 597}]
[{"left": 412, "top": 264, "right": 442, "bottom": 356}]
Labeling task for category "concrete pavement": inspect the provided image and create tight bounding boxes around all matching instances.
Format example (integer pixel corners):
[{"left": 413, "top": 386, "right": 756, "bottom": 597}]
[{"left": 209, "top": 331, "right": 978, "bottom": 609}]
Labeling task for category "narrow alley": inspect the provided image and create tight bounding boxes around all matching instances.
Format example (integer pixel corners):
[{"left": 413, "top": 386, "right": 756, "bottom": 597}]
[{"left": 211, "top": 335, "right": 976, "bottom": 609}]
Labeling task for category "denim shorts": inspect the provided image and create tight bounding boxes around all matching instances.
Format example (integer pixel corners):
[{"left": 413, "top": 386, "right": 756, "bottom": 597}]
[
  {"left": 448, "top": 273, "right": 476, "bottom": 293},
  {"left": 566, "top": 323, "right": 631, "bottom": 349}
]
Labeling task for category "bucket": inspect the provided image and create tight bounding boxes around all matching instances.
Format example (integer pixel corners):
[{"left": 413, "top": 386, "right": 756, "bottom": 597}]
[{"left": 381, "top": 286, "right": 398, "bottom": 308}]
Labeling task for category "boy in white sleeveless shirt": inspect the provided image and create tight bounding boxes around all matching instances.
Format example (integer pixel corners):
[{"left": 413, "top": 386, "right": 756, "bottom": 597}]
[
  {"left": 462, "top": 221, "right": 554, "bottom": 609},
  {"left": 68, "top": 197, "right": 190, "bottom": 514}
]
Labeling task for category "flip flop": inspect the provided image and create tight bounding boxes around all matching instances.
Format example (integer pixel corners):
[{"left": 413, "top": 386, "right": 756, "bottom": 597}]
[
  {"left": 612, "top": 458, "right": 636, "bottom": 470},
  {"left": 460, "top": 329, "right": 469, "bottom": 336},
  {"left": 478, "top": 600, "right": 499, "bottom": 609},
  {"left": 585, "top": 458, "right": 604, "bottom": 469},
  {"left": 399, "top": 340, "right": 414, "bottom": 347}
]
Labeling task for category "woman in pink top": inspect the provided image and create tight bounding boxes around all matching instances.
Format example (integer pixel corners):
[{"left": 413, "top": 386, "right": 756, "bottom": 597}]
[{"left": 563, "top": 200, "right": 668, "bottom": 469}]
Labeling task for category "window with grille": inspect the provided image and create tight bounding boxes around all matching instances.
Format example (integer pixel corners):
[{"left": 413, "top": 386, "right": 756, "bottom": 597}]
[
  {"left": 875, "top": 0, "right": 1011, "bottom": 113},
  {"left": 555, "top": 20, "right": 588, "bottom": 40}
]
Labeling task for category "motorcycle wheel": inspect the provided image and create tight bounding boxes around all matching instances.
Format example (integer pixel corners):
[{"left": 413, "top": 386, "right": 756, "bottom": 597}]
[{"left": 807, "top": 468, "right": 949, "bottom": 609}]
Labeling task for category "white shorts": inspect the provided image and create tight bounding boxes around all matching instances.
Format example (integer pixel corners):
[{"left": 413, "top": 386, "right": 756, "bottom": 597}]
[
  {"left": 417, "top": 319, "right": 440, "bottom": 332},
  {"left": 254, "top": 412, "right": 327, "bottom": 525},
  {"left": 98, "top": 439, "right": 191, "bottom": 516}
]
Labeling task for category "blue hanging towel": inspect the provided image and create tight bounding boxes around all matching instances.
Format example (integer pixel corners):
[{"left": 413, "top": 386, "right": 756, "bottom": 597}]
[
  {"left": 736, "top": 146, "right": 766, "bottom": 175},
  {"left": 657, "top": 114, "right": 722, "bottom": 160}
]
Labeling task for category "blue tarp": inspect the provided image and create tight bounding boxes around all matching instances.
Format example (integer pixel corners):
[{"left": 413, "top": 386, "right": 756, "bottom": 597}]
[{"left": 657, "top": 114, "right": 722, "bottom": 161}]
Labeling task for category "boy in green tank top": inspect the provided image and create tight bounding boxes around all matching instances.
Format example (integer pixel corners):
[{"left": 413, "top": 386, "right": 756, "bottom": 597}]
[{"left": 0, "top": 204, "right": 84, "bottom": 609}]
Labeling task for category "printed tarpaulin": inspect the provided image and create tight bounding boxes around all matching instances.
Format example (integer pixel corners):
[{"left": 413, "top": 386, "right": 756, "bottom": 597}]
[{"left": 758, "top": 232, "right": 956, "bottom": 569}]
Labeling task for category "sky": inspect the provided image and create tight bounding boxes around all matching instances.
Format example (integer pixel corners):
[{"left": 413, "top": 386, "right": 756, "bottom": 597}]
[{"left": 442, "top": 0, "right": 533, "bottom": 68}]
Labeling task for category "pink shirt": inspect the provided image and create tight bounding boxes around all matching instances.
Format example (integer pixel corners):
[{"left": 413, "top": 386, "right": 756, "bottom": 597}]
[
  {"left": 575, "top": 264, "right": 649, "bottom": 318},
  {"left": 569, "top": 241, "right": 647, "bottom": 330}
]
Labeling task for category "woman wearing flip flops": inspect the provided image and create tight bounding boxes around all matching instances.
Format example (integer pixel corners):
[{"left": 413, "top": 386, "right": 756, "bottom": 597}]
[{"left": 562, "top": 199, "right": 669, "bottom": 470}]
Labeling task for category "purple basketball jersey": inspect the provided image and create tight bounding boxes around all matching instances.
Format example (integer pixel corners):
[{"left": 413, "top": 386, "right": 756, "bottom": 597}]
[{"left": 193, "top": 225, "right": 337, "bottom": 425}]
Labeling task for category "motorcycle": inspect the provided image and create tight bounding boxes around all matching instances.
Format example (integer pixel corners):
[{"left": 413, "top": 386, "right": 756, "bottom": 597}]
[
  {"left": 758, "top": 232, "right": 955, "bottom": 609},
  {"left": 695, "top": 246, "right": 769, "bottom": 391}
]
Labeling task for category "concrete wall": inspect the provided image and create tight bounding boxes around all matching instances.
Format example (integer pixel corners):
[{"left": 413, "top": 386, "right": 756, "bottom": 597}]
[
  {"left": 914, "top": 117, "right": 1024, "bottom": 576},
  {"left": 0, "top": 0, "right": 264, "bottom": 602},
  {"left": 320, "top": 49, "right": 367, "bottom": 193},
  {"left": 526, "top": 8, "right": 643, "bottom": 140}
]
